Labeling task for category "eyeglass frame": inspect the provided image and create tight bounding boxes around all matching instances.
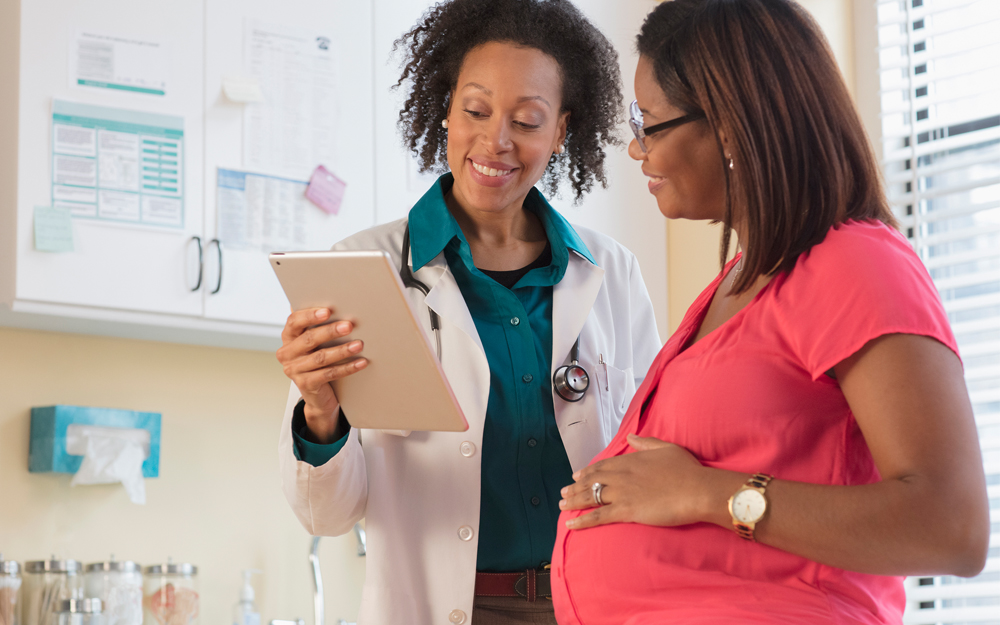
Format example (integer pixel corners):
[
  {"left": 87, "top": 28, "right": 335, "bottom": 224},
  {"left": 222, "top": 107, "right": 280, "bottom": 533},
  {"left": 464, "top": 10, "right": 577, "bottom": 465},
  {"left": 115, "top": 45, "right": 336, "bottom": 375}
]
[{"left": 628, "top": 99, "right": 705, "bottom": 153}]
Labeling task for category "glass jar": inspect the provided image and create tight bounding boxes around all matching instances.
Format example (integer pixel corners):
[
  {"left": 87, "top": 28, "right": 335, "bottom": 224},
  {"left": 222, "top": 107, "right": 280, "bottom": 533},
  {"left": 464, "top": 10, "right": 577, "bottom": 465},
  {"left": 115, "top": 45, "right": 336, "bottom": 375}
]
[
  {"left": 142, "top": 564, "right": 197, "bottom": 625},
  {"left": 22, "top": 560, "right": 82, "bottom": 625},
  {"left": 52, "top": 599, "right": 102, "bottom": 625},
  {"left": 83, "top": 561, "right": 141, "bottom": 625},
  {"left": 0, "top": 556, "right": 22, "bottom": 625}
]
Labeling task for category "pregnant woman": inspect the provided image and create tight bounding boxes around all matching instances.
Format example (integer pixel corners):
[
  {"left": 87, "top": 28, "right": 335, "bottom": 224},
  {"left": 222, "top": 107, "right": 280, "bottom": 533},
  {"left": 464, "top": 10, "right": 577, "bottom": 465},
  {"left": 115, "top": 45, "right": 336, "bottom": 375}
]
[{"left": 552, "top": 1, "right": 990, "bottom": 623}]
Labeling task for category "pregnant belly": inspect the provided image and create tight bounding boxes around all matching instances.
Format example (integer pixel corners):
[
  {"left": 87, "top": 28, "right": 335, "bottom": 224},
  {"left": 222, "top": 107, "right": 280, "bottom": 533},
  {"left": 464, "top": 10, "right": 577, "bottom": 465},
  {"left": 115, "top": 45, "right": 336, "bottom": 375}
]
[{"left": 553, "top": 517, "right": 841, "bottom": 625}]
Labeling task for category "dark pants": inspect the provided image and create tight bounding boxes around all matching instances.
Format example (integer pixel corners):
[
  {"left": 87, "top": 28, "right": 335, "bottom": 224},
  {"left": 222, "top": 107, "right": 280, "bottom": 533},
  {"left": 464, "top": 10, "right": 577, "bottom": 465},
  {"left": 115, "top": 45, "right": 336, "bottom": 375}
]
[{"left": 472, "top": 596, "right": 557, "bottom": 625}]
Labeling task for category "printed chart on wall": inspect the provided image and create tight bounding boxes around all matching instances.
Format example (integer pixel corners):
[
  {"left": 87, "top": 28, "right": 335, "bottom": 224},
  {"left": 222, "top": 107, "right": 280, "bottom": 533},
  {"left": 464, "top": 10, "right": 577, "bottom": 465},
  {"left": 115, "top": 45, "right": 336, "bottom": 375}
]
[
  {"left": 243, "top": 20, "right": 338, "bottom": 178},
  {"left": 217, "top": 168, "right": 310, "bottom": 253},
  {"left": 70, "top": 31, "right": 169, "bottom": 96},
  {"left": 51, "top": 100, "right": 184, "bottom": 229}
]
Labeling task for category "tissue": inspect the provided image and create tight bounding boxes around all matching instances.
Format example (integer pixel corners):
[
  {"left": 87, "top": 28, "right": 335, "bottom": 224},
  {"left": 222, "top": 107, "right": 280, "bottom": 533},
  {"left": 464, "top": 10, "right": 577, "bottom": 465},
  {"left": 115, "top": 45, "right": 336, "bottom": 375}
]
[{"left": 66, "top": 425, "right": 150, "bottom": 504}]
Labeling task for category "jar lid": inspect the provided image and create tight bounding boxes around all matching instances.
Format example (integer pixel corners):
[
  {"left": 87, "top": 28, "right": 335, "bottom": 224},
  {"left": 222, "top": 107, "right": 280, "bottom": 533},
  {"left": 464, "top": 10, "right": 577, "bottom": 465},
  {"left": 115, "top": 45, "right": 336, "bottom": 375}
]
[
  {"left": 25, "top": 559, "right": 81, "bottom": 574},
  {"left": 56, "top": 599, "right": 102, "bottom": 614},
  {"left": 0, "top": 559, "right": 19, "bottom": 575},
  {"left": 85, "top": 560, "right": 140, "bottom": 573},
  {"left": 143, "top": 563, "right": 197, "bottom": 576}
]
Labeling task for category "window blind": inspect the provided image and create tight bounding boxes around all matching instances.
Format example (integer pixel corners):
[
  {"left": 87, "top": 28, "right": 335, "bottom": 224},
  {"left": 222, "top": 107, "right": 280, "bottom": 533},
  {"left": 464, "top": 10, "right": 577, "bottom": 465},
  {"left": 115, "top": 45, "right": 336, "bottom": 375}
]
[{"left": 875, "top": 0, "right": 1000, "bottom": 622}]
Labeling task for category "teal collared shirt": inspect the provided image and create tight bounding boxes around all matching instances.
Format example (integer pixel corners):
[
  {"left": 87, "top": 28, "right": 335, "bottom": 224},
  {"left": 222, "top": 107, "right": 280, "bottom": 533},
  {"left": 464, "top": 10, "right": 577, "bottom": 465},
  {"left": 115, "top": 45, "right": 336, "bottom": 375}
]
[{"left": 293, "top": 173, "right": 595, "bottom": 572}]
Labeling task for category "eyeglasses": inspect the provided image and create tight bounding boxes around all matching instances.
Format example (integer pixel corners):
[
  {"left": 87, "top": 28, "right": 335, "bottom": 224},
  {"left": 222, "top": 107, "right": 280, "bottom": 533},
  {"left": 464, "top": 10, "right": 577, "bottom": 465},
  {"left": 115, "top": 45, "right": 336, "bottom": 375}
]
[{"left": 628, "top": 99, "right": 705, "bottom": 153}]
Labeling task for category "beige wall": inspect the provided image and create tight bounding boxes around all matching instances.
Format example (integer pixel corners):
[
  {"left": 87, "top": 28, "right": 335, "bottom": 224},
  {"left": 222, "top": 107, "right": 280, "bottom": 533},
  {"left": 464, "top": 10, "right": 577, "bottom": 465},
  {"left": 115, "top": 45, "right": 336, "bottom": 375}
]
[
  {"left": 663, "top": 0, "right": 857, "bottom": 332},
  {"left": 0, "top": 327, "right": 365, "bottom": 624}
]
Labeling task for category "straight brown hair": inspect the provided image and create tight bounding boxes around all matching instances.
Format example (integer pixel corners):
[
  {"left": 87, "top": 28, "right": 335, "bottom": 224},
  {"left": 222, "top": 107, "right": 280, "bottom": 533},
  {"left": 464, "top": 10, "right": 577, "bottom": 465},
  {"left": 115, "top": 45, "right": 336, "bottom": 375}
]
[{"left": 637, "top": 0, "right": 897, "bottom": 293}]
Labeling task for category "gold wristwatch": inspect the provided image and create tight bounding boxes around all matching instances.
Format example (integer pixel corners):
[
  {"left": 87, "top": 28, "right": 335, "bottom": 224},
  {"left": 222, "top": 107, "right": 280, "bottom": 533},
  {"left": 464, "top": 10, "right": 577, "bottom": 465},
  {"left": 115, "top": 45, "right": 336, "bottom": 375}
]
[{"left": 727, "top": 473, "right": 774, "bottom": 541}]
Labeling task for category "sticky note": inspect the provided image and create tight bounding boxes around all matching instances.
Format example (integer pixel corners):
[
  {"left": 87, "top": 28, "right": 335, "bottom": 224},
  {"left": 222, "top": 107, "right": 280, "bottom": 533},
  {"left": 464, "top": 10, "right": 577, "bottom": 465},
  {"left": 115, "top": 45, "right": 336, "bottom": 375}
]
[
  {"left": 306, "top": 165, "right": 347, "bottom": 215},
  {"left": 222, "top": 76, "right": 264, "bottom": 103},
  {"left": 34, "top": 206, "right": 75, "bottom": 252}
]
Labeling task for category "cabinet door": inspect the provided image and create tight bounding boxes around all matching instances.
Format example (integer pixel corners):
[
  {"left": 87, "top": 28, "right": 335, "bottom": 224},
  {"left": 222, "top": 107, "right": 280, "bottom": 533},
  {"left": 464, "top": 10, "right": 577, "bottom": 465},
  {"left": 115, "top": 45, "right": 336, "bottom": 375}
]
[
  {"left": 15, "top": 0, "right": 205, "bottom": 316},
  {"left": 201, "top": 0, "right": 377, "bottom": 327}
]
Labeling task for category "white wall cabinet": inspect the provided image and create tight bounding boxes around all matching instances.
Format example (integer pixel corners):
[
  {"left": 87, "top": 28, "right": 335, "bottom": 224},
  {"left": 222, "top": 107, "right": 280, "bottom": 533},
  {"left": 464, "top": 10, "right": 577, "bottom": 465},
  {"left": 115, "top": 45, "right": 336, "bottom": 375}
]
[
  {"left": 0, "top": 0, "right": 380, "bottom": 350},
  {"left": 2, "top": 0, "right": 207, "bottom": 321}
]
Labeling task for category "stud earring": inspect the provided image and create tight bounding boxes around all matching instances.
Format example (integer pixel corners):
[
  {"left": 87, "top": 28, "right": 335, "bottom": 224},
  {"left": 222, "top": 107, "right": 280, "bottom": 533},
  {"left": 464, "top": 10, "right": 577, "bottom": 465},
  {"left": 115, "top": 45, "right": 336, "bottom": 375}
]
[
  {"left": 555, "top": 144, "right": 564, "bottom": 154},
  {"left": 441, "top": 119, "right": 449, "bottom": 129},
  {"left": 728, "top": 156, "right": 734, "bottom": 170}
]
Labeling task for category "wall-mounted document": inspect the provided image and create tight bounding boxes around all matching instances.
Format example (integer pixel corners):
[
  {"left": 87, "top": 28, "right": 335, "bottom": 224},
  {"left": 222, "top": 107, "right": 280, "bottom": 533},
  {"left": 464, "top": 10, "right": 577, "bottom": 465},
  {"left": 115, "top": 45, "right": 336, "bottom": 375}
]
[
  {"left": 71, "top": 31, "right": 169, "bottom": 96},
  {"left": 243, "top": 20, "right": 338, "bottom": 178},
  {"left": 51, "top": 100, "right": 185, "bottom": 229},
  {"left": 217, "top": 168, "right": 311, "bottom": 253}
]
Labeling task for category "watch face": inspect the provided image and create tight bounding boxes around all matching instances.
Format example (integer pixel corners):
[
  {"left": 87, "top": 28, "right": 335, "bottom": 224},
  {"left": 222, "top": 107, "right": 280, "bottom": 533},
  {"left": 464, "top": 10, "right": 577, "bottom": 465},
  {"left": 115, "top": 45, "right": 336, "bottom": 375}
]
[{"left": 732, "top": 489, "right": 766, "bottom": 523}]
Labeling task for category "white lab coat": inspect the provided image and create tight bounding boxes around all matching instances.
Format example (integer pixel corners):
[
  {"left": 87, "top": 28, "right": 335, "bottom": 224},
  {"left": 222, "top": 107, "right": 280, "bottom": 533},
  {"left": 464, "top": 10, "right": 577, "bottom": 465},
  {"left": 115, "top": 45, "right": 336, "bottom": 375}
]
[{"left": 279, "top": 217, "right": 661, "bottom": 625}]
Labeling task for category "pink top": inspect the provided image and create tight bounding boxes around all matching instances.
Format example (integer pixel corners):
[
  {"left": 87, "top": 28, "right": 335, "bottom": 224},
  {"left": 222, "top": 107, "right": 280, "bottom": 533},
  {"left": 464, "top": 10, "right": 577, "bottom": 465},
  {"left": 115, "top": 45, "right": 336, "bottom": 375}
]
[{"left": 551, "top": 220, "right": 959, "bottom": 625}]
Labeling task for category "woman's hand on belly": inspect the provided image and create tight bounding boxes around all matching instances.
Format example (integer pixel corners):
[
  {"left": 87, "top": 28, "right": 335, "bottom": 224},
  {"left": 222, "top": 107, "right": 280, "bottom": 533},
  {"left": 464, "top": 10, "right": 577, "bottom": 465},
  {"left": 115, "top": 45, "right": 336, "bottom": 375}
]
[
  {"left": 276, "top": 307, "right": 368, "bottom": 443},
  {"left": 558, "top": 434, "right": 746, "bottom": 530}
]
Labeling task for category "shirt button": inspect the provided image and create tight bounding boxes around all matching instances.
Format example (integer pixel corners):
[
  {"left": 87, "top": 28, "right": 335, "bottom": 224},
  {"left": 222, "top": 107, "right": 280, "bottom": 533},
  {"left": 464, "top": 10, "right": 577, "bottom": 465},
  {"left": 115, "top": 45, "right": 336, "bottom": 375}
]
[
  {"left": 527, "top": 438, "right": 537, "bottom": 448},
  {"left": 522, "top": 374, "right": 533, "bottom": 383},
  {"left": 531, "top": 496, "right": 540, "bottom": 506},
  {"left": 458, "top": 525, "right": 474, "bottom": 541},
  {"left": 510, "top": 317, "right": 520, "bottom": 326},
  {"left": 449, "top": 610, "right": 467, "bottom": 624},
  {"left": 460, "top": 441, "right": 476, "bottom": 457}
]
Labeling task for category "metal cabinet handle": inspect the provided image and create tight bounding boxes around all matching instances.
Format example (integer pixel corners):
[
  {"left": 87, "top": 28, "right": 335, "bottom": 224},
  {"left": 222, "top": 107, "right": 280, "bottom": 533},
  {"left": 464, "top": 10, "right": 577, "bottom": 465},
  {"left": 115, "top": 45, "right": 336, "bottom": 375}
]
[
  {"left": 189, "top": 236, "right": 203, "bottom": 292},
  {"left": 208, "top": 238, "right": 223, "bottom": 294}
]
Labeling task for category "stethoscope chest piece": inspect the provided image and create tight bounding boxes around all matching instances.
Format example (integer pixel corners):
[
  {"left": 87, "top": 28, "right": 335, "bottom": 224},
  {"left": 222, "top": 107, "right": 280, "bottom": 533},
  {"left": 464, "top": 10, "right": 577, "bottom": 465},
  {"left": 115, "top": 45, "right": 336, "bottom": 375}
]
[
  {"left": 553, "top": 362, "right": 589, "bottom": 402},
  {"left": 553, "top": 338, "right": 590, "bottom": 403}
]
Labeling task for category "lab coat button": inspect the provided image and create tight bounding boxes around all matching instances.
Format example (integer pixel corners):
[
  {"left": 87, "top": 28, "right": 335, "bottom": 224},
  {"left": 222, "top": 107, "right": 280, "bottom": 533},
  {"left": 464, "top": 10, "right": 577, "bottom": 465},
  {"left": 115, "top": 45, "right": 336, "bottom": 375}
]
[
  {"left": 510, "top": 317, "right": 520, "bottom": 326},
  {"left": 460, "top": 441, "right": 476, "bottom": 457},
  {"left": 449, "top": 609, "right": 467, "bottom": 624},
  {"left": 458, "top": 525, "right": 474, "bottom": 541}
]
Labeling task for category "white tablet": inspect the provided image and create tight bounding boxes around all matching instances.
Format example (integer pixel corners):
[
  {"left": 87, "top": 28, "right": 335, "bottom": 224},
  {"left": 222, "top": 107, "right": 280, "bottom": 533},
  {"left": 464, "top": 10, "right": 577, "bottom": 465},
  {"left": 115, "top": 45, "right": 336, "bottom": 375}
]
[{"left": 269, "top": 250, "right": 469, "bottom": 433}]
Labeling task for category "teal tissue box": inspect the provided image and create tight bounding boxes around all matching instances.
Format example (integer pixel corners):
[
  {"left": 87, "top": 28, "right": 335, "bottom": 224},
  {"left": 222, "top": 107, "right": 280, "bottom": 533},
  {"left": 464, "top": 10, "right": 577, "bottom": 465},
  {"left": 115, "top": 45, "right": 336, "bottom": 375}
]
[{"left": 29, "top": 405, "right": 161, "bottom": 478}]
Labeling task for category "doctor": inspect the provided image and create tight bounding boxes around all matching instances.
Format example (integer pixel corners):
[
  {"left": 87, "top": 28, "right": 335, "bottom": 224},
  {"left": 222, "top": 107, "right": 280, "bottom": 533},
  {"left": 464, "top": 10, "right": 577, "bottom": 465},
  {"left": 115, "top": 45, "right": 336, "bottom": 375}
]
[{"left": 276, "top": 1, "right": 660, "bottom": 623}]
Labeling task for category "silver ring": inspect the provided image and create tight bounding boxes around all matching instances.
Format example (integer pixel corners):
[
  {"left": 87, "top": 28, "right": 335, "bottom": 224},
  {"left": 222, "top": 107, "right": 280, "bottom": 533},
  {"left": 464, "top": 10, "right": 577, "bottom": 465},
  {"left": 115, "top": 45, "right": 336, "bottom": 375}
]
[{"left": 591, "top": 482, "right": 606, "bottom": 506}]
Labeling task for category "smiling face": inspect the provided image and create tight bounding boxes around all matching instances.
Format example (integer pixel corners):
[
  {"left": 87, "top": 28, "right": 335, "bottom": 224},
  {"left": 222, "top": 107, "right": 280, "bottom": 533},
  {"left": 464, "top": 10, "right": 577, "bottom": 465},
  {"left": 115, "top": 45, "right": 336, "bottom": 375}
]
[
  {"left": 629, "top": 55, "right": 727, "bottom": 222},
  {"left": 444, "top": 41, "right": 569, "bottom": 216}
]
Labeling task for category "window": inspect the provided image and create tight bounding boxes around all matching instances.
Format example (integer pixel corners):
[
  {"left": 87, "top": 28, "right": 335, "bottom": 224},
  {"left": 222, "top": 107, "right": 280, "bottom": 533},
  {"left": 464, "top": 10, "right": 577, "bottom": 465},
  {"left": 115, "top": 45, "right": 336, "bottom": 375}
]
[{"left": 874, "top": 0, "right": 1000, "bottom": 622}]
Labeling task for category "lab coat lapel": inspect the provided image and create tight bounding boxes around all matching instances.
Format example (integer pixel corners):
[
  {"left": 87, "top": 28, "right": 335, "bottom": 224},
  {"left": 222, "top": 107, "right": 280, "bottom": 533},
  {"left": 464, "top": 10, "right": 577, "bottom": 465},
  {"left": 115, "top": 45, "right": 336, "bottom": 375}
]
[
  {"left": 420, "top": 254, "right": 484, "bottom": 356},
  {"left": 552, "top": 252, "right": 605, "bottom": 369},
  {"left": 419, "top": 252, "right": 491, "bottom": 431},
  {"left": 552, "top": 252, "right": 605, "bottom": 469}
]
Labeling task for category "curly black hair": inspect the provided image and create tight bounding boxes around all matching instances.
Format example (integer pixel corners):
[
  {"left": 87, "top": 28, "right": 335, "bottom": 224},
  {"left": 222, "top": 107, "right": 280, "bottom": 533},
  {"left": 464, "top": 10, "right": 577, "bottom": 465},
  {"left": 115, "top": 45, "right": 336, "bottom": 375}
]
[{"left": 393, "top": 0, "right": 623, "bottom": 202}]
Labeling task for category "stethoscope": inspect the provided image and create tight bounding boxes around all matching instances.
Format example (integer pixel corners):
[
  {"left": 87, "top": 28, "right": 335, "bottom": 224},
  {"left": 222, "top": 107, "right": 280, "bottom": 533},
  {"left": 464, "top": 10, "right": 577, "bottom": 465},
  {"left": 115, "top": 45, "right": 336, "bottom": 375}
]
[{"left": 399, "top": 225, "right": 590, "bottom": 403}]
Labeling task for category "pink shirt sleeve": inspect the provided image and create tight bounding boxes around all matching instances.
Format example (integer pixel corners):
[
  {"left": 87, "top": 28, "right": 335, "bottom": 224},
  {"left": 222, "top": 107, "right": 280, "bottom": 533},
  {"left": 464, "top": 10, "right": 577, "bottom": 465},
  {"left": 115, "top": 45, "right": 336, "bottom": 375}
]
[{"left": 773, "top": 220, "right": 959, "bottom": 380}]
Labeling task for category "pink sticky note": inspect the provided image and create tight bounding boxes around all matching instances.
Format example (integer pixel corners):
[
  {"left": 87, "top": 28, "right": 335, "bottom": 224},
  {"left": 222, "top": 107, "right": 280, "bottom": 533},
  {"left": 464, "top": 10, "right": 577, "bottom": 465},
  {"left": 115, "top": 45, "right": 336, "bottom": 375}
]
[{"left": 306, "top": 165, "right": 347, "bottom": 215}]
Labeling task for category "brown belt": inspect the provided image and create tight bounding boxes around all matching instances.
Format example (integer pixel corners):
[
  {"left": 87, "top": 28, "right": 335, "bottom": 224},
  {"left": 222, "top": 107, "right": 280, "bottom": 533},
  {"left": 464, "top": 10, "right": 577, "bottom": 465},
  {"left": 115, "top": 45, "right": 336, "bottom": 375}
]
[{"left": 475, "top": 568, "right": 552, "bottom": 602}]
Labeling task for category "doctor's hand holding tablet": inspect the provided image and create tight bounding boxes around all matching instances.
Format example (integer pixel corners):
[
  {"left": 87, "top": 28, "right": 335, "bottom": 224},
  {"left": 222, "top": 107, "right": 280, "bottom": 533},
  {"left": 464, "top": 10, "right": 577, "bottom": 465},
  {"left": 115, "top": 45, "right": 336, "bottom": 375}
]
[
  {"left": 271, "top": 248, "right": 469, "bottom": 434},
  {"left": 275, "top": 307, "right": 360, "bottom": 444}
]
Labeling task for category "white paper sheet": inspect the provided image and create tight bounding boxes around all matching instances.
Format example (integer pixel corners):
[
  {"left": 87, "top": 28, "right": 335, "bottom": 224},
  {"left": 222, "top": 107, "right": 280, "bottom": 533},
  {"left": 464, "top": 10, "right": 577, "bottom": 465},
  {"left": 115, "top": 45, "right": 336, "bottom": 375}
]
[
  {"left": 217, "top": 168, "right": 310, "bottom": 253},
  {"left": 243, "top": 20, "right": 338, "bottom": 178},
  {"left": 72, "top": 31, "right": 169, "bottom": 96}
]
